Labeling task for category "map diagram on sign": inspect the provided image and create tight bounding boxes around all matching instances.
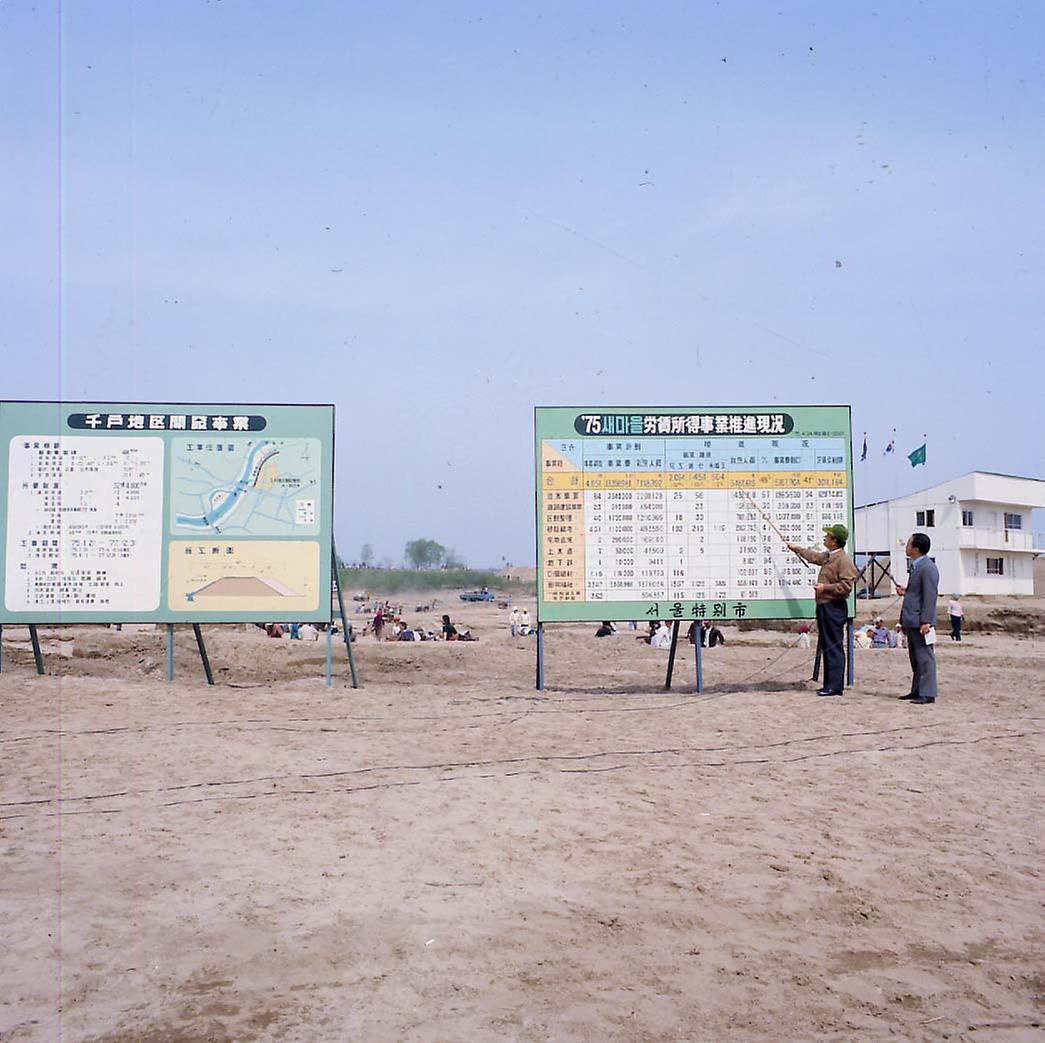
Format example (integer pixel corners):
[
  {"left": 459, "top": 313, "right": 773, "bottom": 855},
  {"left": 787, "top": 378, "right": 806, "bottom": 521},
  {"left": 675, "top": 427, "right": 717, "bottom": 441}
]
[{"left": 170, "top": 437, "right": 321, "bottom": 536}]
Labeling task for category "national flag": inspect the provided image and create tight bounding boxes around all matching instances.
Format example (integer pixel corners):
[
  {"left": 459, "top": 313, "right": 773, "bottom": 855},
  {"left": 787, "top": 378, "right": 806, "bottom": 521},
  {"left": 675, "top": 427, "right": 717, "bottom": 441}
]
[
  {"left": 884, "top": 427, "right": 896, "bottom": 455},
  {"left": 860, "top": 433, "right": 867, "bottom": 462},
  {"left": 908, "top": 443, "right": 926, "bottom": 467}
]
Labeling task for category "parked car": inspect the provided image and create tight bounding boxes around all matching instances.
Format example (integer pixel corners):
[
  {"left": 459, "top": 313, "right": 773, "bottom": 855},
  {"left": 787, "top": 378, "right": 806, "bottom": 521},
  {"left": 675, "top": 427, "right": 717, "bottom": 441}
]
[{"left": 459, "top": 589, "right": 495, "bottom": 602}]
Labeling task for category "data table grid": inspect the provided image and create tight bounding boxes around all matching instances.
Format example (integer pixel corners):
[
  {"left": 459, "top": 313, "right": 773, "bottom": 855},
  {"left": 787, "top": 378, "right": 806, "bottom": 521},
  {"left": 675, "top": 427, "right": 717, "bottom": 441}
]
[{"left": 539, "top": 432, "right": 850, "bottom": 618}]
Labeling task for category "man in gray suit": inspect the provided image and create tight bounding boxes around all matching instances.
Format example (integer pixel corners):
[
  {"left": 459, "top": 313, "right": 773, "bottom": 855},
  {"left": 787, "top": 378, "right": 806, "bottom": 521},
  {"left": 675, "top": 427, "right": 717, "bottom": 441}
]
[{"left": 894, "top": 532, "right": 940, "bottom": 705}]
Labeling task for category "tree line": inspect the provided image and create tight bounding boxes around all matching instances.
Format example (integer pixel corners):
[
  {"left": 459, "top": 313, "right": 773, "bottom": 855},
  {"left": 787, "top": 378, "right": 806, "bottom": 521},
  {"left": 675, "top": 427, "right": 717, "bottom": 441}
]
[{"left": 344, "top": 539, "right": 466, "bottom": 570}]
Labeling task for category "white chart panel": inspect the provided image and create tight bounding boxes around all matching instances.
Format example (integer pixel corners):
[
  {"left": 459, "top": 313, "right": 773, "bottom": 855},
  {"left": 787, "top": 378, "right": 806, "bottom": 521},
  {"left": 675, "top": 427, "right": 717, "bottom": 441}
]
[{"left": 5, "top": 435, "right": 164, "bottom": 612}]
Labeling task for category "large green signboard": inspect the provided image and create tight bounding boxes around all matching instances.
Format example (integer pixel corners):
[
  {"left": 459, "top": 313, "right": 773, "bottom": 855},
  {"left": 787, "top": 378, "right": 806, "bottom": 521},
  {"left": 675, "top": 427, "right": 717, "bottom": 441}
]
[
  {"left": 0, "top": 401, "right": 334, "bottom": 623},
  {"left": 535, "top": 405, "right": 854, "bottom": 623}
]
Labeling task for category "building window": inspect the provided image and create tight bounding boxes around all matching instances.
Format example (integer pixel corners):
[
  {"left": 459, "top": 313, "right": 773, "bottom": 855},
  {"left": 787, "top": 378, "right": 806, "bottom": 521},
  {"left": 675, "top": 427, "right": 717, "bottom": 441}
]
[
  {"left": 915, "top": 509, "right": 935, "bottom": 528},
  {"left": 962, "top": 510, "right": 974, "bottom": 526},
  {"left": 916, "top": 511, "right": 924, "bottom": 526},
  {"left": 987, "top": 557, "right": 1004, "bottom": 575},
  {"left": 1004, "top": 512, "right": 1022, "bottom": 530}
]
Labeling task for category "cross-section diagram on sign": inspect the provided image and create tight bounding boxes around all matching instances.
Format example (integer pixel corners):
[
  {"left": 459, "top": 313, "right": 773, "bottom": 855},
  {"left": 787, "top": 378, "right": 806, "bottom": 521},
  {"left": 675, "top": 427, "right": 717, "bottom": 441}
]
[
  {"left": 168, "top": 541, "right": 320, "bottom": 614},
  {"left": 186, "top": 576, "right": 302, "bottom": 601}
]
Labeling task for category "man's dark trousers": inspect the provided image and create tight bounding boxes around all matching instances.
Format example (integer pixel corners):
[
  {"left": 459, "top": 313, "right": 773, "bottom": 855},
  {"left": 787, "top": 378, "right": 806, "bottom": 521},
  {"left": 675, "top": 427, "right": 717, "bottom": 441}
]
[
  {"left": 905, "top": 628, "right": 938, "bottom": 699},
  {"left": 816, "top": 599, "right": 847, "bottom": 692}
]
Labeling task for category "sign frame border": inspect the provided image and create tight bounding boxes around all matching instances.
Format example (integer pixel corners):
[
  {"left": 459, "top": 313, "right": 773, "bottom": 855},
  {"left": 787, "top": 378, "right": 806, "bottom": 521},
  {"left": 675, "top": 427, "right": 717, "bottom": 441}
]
[
  {"left": 0, "top": 399, "right": 338, "bottom": 625},
  {"left": 534, "top": 403, "right": 855, "bottom": 624}
]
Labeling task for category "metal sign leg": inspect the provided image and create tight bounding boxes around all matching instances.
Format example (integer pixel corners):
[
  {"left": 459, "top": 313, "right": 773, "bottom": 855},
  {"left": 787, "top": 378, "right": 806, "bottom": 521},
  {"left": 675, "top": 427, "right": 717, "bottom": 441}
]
[
  {"left": 536, "top": 622, "right": 545, "bottom": 691},
  {"left": 29, "top": 625, "right": 45, "bottom": 675},
  {"left": 331, "top": 544, "right": 358, "bottom": 688},
  {"left": 664, "top": 619, "right": 681, "bottom": 690},
  {"left": 695, "top": 632, "right": 703, "bottom": 693},
  {"left": 192, "top": 624, "right": 215, "bottom": 685},
  {"left": 0, "top": 624, "right": 3, "bottom": 675},
  {"left": 812, "top": 635, "right": 822, "bottom": 683},
  {"left": 166, "top": 624, "right": 175, "bottom": 681},
  {"left": 325, "top": 625, "right": 333, "bottom": 686}
]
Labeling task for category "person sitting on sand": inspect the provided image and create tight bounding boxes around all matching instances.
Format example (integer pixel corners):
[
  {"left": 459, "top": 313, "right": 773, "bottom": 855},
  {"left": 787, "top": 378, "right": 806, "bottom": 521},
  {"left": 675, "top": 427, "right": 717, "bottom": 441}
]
[
  {"left": 397, "top": 623, "right": 415, "bottom": 641},
  {"left": 855, "top": 627, "right": 873, "bottom": 649},
  {"left": 595, "top": 621, "right": 616, "bottom": 637},
  {"left": 442, "top": 614, "right": 458, "bottom": 641},
  {"left": 796, "top": 622, "right": 811, "bottom": 649},
  {"left": 871, "top": 623, "right": 890, "bottom": 648}
]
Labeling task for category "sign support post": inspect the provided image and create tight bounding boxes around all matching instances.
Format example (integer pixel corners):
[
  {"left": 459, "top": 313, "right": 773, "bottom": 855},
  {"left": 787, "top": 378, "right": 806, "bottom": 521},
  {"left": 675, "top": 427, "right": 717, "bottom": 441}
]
[
  {"left": 536, "top": 622, "right": 545, "bottom": 691},
  {"left": 166, "top": 625, "right": 175, "bottom": 681},
  {"left": 664, "top": 619, "right": 681, "bottom": 690},
  {"left": 29, "top": 625, "right": 44, "bottom": 675},
  {"left": 325, "top": 625, "right": 333, "bottom": 686},
  {"left": 694, "top": 632, "right": 703, "bottom": 693},
  {"left": 331, "top": 544, "right": 358, "bottom": 688},
  {"left": 192, "top": 624, "right": 214, "bottom": 685}
]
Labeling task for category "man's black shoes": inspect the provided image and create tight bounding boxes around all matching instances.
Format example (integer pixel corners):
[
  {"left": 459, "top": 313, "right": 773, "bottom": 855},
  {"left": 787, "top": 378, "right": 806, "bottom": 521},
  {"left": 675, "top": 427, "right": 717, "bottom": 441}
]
[
  {"left": 910, "top": 696, "right": 935, "bottom": 705},
  {"left": 898, "top": 693, "right": 919, "bottom": 700},
  {"left": 816, "top": 688, "right": 843, "bottom": 697}
]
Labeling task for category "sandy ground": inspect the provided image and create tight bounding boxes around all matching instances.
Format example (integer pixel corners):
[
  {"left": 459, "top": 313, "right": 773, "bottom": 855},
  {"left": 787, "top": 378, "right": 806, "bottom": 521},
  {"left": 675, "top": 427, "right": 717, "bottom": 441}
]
[{"left": 1, "top": 599, "right": 1043, "bottom": 1042}]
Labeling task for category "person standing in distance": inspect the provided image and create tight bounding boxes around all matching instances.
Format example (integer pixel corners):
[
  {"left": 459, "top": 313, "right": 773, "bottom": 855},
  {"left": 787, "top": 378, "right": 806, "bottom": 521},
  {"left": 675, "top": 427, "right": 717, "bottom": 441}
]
[
  {"left": 787, "top": 523, "right": 859, "bottom": 697},
  {"left": 894, "top": 532, "right": 940, "bottom": 705},
  {"left": 947, "top": 594, "right": 964, "bottom": 642}
]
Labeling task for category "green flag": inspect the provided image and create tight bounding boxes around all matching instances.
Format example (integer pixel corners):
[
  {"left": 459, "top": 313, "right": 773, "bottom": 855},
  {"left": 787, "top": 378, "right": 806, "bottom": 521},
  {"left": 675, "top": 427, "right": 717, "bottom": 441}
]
[{"left": 908, "top": 443, "right": 926, "bottom": 467}]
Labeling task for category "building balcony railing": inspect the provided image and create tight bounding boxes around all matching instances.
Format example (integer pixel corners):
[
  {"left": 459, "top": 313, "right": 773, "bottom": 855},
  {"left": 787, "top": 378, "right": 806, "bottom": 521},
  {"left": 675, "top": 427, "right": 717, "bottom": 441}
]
[{"left": 958, "top": 527, "right": 1034, "bottom": 551}]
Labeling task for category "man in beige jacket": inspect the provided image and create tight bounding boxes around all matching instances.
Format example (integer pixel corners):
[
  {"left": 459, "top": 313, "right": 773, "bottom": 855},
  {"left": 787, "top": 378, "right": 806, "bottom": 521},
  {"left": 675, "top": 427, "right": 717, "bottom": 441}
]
[{"left": 787, "top": 524, "right": 859, "bottom": 696}]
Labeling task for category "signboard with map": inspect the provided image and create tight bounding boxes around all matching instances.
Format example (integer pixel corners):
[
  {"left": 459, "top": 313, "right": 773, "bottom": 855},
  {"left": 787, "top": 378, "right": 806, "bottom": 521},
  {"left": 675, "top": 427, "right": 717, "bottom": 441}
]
[
  {"left": 535, "top": 405, "right": 854, "bottom": 624},
  {"left": 0, "top": 402, "right": 334, "bottom": 623}
]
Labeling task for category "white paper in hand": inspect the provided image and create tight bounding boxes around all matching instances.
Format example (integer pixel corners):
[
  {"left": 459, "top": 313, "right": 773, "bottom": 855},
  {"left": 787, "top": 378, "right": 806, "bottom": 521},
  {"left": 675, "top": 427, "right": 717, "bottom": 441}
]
[{"left": 924, "top": 626, "right": 937, "bottom": 646}]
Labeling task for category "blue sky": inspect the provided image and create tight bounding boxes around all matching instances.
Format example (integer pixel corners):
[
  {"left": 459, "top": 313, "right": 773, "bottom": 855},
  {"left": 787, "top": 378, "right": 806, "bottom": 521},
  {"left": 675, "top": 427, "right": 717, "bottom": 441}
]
[{"left": 3, "top": 1, "right": 1043, "bottom": 565}]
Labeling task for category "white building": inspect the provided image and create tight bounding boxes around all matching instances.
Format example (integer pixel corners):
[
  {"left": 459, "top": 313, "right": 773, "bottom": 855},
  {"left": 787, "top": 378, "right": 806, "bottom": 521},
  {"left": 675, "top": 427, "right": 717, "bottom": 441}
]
[{"left": 855, "top": 472, "right": 1045, "bottom": 596}]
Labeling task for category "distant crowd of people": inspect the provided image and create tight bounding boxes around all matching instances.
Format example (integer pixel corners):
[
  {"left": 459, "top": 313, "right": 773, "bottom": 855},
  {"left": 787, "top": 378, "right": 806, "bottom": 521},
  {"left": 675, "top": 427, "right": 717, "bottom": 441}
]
[
  {"left": 369, "top": 605, "right": 477, "bottom": 642},
  {"left": 260, "top": 621, "right": 345, "bottom": 641},
  {"left": 590, "top": 618, "right": 725, "bottom": 649}
]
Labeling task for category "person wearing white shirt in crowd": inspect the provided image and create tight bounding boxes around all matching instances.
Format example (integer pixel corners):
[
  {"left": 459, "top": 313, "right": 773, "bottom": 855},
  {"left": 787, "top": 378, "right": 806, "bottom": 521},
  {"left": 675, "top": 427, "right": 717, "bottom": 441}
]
[
  {"left": 650, "top": 622, "right": 673, "bottom": 649},
  {"left": 947, "top": 596, "right": 964, "bottom": 641},
  {"left": 519, "top": 609, "right": 532, "bottom": 636}
]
